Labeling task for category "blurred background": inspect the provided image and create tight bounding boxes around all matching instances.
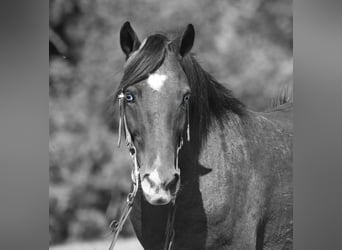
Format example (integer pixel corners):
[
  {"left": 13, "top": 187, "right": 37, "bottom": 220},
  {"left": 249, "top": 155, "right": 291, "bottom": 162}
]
[{"left": 49, "top": 0, "right": 292, "bottom": 249}]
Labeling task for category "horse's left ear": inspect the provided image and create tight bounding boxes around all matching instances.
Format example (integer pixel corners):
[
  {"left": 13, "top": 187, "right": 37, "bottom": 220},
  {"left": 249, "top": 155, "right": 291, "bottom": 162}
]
[{"left": 179, "top": 24, "right": 195, "bottom": 57}]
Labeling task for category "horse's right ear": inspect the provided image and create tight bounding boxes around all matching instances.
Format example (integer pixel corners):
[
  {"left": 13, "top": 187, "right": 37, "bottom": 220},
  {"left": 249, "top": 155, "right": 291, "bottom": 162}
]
[
  {"left": 120, "top": 22, "right": 141, "bottom": 59},
  {"left": 179, "top": 24, "right": 195, "bottom": 57}
]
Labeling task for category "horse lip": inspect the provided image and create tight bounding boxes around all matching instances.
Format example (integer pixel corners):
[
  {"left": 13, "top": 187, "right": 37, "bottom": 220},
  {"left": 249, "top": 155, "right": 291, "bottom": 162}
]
[
  {"left": 150, "top": 197, "right": 170, "bottom": 205},
  {"left": 143, "top": 191, "right": 174, "bottom": 206}
]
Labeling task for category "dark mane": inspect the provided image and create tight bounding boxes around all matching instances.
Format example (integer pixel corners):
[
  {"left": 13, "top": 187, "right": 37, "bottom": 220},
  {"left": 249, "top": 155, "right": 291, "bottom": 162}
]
[
  {"left": 177, "top": 54, "right": 245, "bottom": 138},
  {"left": 115, "top": 32, "right": 245, "bottom": 136}
]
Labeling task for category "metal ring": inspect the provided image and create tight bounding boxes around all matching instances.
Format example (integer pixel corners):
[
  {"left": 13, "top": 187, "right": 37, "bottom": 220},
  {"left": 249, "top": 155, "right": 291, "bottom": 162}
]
[
  {"left": 127, "top": 192, "right": 134, "bottom": 204},
  {"left": 109, "top": 220, "right": 119, "bottom": 232}
]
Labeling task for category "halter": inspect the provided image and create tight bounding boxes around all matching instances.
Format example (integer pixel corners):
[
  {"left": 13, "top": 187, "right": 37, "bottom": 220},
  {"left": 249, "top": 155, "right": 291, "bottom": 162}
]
[{"left": 108, "top": 90, "right": 190, "bottom": 250}]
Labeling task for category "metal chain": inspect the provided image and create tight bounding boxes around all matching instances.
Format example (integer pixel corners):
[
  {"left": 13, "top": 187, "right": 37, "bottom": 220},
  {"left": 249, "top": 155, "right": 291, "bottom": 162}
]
[{"left": 108, "top": 149, "right": 139, "bottom": 250}]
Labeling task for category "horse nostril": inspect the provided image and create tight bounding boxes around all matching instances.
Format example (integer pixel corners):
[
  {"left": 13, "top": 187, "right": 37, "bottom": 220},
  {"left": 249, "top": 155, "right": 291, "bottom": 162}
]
[
  {"left": 129, "top": 147, "right": 135, "bottom": 155},
  {"left": 165, "top": 174, "right": 180, "bottom": 192}
]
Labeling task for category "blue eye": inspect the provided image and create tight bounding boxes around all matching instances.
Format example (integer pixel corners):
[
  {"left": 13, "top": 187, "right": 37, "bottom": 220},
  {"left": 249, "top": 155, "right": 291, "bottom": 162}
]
[
  {"left": 125, "top": 92, "right": 134, "bottom": 102},
  {"left": 183, "top": 93, "right": 191, "bottom": 103}
]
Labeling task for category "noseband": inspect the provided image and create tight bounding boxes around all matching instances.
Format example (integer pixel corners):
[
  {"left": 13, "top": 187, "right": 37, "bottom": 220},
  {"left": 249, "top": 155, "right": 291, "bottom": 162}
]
[{"left": 108, "top": 91, "right": 190, "bottom": 250}]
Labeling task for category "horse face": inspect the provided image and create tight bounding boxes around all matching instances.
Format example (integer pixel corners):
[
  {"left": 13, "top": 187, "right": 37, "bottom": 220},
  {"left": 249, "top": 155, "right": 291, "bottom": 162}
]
[
  {"left": 118, "top": 22, "right": 195, "bottom": 205},
  {"left": 124, "top": 56, "right": 190, "bottom": 205}
]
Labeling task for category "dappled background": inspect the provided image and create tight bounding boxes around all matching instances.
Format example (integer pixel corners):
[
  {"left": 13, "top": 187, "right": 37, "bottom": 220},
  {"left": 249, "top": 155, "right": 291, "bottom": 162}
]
[{"left": 49, "top": 0, "right": 292, "bottom": 247}]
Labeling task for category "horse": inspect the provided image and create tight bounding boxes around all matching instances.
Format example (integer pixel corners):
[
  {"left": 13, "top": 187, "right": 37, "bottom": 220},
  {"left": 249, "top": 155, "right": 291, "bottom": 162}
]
[{"left": 113, "top": 22, "right": 293, "bottom": 250}]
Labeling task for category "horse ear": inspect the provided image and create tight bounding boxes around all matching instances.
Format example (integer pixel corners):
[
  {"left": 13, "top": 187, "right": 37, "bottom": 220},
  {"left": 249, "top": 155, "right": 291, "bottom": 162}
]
[
  {"left": 120, "top": 21, "right": 141, "bottom": 58},
  {"left": 179, "top": 24, "right": 195, "bottom": 57}
]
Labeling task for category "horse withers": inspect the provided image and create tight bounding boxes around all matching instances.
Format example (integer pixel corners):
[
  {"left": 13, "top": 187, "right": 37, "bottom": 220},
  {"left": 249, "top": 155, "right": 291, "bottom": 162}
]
[{"left": 114, "top": 22, "right": 293, "bottom": 250}]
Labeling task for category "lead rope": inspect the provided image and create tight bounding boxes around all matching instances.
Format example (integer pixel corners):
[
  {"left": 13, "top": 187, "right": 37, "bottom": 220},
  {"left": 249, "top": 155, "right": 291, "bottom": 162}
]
[
  {"left": 164, "top": 129, "right": 186, "bottom": 250},
  {"left": 164, "top": 201, "right": 177, "bottom": 250}
]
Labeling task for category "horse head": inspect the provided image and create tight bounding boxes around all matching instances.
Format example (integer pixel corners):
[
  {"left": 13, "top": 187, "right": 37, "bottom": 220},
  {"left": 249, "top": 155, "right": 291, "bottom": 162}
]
[{"left": 117, "top": 22, "right": 195, "bottom": 205}]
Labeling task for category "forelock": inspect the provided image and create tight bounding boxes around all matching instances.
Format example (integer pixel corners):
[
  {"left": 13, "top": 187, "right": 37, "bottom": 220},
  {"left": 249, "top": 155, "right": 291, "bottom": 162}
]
[{"left": 117, "top": 34, "right": 170, "bottom": 94}]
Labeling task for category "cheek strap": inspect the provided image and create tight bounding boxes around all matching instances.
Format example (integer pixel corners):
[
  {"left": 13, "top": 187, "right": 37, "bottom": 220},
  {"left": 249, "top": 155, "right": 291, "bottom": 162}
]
[
  {"left": 117, "top": 92, "right": 134, "bottom": 150},
  {"left": 117, "top": 92, "right": 124, "bottom": 147},
  {"left": 186, "top": 101, "right": 190, "bottom": 141}
]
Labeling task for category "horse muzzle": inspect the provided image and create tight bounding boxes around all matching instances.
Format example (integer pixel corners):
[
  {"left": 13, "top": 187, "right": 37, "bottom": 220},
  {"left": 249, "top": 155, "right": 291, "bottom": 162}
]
[{"left": 140, "top": 169, "right": 180, "bottom": 205}]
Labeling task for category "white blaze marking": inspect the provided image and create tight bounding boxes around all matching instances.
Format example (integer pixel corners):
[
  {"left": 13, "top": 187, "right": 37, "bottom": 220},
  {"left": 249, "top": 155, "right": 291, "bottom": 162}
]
[
  {"left": 141, "top": 156, "right": 163, "bottom": 196},
  {"left": 141, "top": 178, "right": 153, "bottom": 195},
  {"left": 141, "top": 168, "right": 166, "bottom": 197},
  {"left": 149, "top": 168, "right": 162, "bottom": 185},
  {"left": 153, "top": 154, "right": 162, "bottom": 168},
  {"left": 147, "top": 74, "right": 168, "bottom": 92}
]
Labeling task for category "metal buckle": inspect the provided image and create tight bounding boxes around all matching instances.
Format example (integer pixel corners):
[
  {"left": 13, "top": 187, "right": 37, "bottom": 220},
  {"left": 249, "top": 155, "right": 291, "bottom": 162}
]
[{"left": 109, "top": 220, "right": 119, "bottom": 233}]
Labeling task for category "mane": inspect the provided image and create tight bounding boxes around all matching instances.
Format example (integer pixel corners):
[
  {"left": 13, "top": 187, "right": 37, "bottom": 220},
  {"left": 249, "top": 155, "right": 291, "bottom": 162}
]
[
  {"left": 115, "top": 32, "right": 245, "bottom": 137},
  {"left": 178, "top": 54, "right": 245, "bottom": 136}
]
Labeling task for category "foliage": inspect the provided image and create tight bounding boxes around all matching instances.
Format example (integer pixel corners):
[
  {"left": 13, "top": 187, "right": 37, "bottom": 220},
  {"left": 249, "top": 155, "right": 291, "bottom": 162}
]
[{"left": 49, "top": 0, "right": 292, "bottom": 245}]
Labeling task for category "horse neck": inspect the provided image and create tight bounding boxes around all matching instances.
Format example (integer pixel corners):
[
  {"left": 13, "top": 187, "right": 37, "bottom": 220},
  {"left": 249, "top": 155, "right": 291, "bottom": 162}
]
[
  {"left": 180, "top": 110, "right": 247, "bottom": 184},
  {"left": 180, "top": 107, "right": 291, "bottom": 198}
]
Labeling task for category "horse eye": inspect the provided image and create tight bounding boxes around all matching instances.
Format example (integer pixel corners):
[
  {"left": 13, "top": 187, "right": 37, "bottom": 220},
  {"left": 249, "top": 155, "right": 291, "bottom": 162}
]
[
  {"left": 183, "top": 93, "right": 191, "bottom": 103},
  {"left": 125, "top": 92, "right": 135, "bottom": 102}
]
